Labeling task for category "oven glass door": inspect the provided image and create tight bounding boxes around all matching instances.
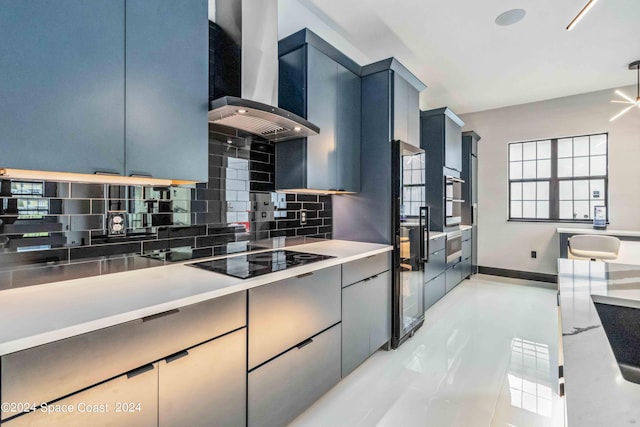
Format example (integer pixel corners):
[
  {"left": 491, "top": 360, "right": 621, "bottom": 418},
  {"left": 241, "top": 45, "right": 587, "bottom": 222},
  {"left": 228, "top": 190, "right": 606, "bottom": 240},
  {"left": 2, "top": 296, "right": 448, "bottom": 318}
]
[{"left": 446, "top": 235, "right": 462, "bottom": 263}]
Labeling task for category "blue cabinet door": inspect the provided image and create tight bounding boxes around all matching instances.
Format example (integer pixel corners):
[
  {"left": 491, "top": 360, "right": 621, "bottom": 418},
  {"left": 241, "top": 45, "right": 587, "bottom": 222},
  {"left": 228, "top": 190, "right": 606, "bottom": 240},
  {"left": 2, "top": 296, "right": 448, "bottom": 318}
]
[
  {"left": 125, "top": 0, "right": 208, "bottom": 182},
  {"left": 336, "top": 64, "right": 361, "bottom": 192},
  {"left": 0, "top": 0, "right": 125, "bottom": 175},
  {"left": 306, "top": 46, "right": 337, "bottom": 191}
]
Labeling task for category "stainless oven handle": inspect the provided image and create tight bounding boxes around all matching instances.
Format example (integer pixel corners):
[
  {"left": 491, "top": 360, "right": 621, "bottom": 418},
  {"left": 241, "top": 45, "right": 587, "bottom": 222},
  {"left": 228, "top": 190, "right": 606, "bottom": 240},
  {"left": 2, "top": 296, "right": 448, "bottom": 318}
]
[
  {"left": 447, "top": 250, "right": 462, "bottom": 264},
  {"left": 447, "top": 230, "right": 462, "bottom": 239}
]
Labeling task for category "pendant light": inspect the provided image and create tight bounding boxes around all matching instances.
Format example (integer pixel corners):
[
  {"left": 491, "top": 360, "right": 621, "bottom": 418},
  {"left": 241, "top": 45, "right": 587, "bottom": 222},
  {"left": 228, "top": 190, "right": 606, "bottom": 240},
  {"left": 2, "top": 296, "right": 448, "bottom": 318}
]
[{"left": 610, "top": 61, "right": 640, "bottom": 122}]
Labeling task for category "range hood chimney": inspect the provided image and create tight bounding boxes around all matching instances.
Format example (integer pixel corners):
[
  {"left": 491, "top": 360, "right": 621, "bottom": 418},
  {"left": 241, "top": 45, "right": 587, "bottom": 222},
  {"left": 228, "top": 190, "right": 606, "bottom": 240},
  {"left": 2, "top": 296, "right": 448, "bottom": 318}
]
[{"left": 209, "top": 0, "right": 319, "bottom": 142}]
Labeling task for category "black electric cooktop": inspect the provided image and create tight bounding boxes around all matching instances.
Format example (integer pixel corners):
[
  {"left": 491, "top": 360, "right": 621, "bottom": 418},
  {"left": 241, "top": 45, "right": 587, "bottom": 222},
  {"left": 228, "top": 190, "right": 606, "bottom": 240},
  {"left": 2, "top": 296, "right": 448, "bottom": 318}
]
[{"left": 188, "top": 250, "right": 336, "bottom": 279}]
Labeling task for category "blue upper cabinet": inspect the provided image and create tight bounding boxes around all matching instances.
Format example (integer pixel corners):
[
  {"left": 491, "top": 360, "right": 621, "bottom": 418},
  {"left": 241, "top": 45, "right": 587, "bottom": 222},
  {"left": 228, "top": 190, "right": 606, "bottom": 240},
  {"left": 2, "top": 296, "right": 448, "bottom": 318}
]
[
  {"left": 276, "top": 29, "right": 361, "bottom": 193},
  {"left": 361, "top": 59, "right": 425, "bottom": 148},
  {"left": 125, "top": 0, "right": 208, "bottom": 182},
  {"left": 0, "top": 0, "right": 208, "bottom": 182},
  {"left": 0, "top": 0, "right": 125, "bottom": 175}
]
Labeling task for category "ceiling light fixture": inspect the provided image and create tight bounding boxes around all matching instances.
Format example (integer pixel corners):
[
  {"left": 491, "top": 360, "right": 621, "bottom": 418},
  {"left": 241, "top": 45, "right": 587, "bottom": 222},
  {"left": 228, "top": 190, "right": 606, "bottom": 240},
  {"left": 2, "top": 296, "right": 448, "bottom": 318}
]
[
  {"left": 609, "top": 61, "right": 640, "bottom": 122},
  {"left": 566, "top": 0, "right": 598, "bottom": 31},
  {"left": 495, "top": 9, "right": 526, "bottom": 26}
]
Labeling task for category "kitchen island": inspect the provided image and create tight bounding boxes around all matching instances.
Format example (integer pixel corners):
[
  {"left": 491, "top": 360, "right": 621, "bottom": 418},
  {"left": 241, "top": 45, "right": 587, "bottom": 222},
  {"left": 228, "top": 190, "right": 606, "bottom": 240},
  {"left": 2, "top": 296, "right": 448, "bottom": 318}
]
[
  {"left": 0, "top": 239, "right": 392, "bottom": 427},
  {"left": 558, "top": 258, "right": 640, "bottom": 426}
]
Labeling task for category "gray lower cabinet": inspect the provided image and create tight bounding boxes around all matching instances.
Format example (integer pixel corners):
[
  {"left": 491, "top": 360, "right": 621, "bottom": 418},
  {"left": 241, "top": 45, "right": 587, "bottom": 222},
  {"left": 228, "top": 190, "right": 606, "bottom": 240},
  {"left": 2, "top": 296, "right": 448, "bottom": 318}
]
[
  {"left": 424, "top": 248, "right": 446, "bottom": 283},
  {"left": 0, "top": 0, "right": 125, "bottom": 175},
  {"left": 342, "top": 271, "right": 391, "bottom": 376},
  {"left": 248, "top": 265, "right": 341, "bottom": 369},
  {"left": 248, "top": 324, "right": 341, "bottom": 427},
  {"left": 461, "top": 257, "right": 472, "bottom": 280},
  {"left": 158, "top": 329, "right": 246, "bottom": 427},
  {"left": 4, "top": 363, "right": 158, "bottom": 427},
  {"left": 341, "top": 252, "right": 391, "bottom": 287},
  {"left": 1, "top": 292, "right": 246, "bottom": 420},
  {"left": 424, "top": 272, "right": 446, "bottom": 310},
  {"left": 445, "top": 264, "right": 462, "bottom": 293}
]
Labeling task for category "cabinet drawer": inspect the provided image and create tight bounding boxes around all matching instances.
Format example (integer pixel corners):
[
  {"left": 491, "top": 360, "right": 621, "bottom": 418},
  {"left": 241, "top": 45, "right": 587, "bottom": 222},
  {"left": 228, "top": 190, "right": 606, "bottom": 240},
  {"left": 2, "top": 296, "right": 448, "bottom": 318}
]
[
  {"left": 249, "top": 266, "right": 341, "bottom": 369},
  {"left": 424, "top": 248, "right": 446, "bottom": 283},
  {"left": 159, "top": 328, "right": 246, "bottom": 427},
  {"left": 445, "top": 265, "right": 462, "bottom": 293},
  {"left": 461, "top": 258, "right": 472, "bottom": 280},
  {"left": 462, "top": 227, "right": 472, "bottom": 241},
  {"left": 428, "top": 235, "right": 446, "bottom": 254},
  {"left": 248, "top": 324, "right": 341, "bottom": 427},
  {"left": 425, "top": 273, "right": 446, "bottom": 310},
  {"left": 462, "top": 238, "right": 471, "bottom": 260},
  {"left": 342, "top": 271, "right": 391, "bottom": 377},
  {"left": 4, "top": 363, "right": 158, "bottom": 427},
  {"left": 342, "top": 252, "right": 391, "bottom": 287},
  {"left": 1, "top": 291, "right": 246, "bottom": 415}
]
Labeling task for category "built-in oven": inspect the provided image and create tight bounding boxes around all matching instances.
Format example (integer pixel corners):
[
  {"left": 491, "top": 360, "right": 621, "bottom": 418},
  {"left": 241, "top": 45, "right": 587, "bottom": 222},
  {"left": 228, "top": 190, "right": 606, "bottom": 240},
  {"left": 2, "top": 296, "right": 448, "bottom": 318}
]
[
  {"left": 445, "top": 176, "right": 464, "bottom": 227},
  {"left": 446, "top": 230, "right": 462, "bottom": 264}
]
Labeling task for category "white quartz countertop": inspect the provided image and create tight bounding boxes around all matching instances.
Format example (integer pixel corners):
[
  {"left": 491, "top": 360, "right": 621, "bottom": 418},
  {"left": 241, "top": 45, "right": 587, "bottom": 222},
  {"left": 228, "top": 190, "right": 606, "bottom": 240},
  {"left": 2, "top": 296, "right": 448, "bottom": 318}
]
[
  {"left": 557, "top": 227, "right": 640, "bottom": 237},
  {"left": 558, "top": 258, "right": 640, "bottom": 426},
  {"left": 0, "top": 240, "right": 392, "bottom": 356}
]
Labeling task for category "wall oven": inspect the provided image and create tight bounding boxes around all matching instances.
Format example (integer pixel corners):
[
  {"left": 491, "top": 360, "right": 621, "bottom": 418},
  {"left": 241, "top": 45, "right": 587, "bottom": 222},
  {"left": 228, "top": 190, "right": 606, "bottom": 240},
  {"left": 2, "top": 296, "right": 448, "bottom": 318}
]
[
  {"left": 445, "top": 176, "right": 464, "bottom": 227},
  {"left": 446, "top": 230, "right": 462, "bottom": 264}
]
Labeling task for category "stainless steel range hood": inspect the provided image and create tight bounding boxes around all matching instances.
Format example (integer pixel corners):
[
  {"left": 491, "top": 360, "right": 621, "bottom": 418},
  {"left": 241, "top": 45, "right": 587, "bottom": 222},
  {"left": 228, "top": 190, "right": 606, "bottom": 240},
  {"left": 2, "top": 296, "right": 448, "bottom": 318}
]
[{"left": 208, "top": 0, "right": 319, "bottom": 142}]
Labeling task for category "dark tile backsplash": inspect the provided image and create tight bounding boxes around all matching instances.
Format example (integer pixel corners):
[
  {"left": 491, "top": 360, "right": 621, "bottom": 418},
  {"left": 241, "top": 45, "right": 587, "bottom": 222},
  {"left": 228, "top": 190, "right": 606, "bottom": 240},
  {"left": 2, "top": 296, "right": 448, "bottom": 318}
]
[{"left": 0, "top": 126, "right": 332, "bottom": 290}]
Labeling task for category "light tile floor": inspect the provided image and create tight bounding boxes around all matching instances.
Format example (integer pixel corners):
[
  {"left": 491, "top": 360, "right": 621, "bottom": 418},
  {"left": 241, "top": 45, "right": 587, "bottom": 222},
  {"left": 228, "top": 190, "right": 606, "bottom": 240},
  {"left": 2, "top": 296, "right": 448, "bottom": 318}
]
[{"left": 290, "top": 275, "right": 565, "bottom": 427}]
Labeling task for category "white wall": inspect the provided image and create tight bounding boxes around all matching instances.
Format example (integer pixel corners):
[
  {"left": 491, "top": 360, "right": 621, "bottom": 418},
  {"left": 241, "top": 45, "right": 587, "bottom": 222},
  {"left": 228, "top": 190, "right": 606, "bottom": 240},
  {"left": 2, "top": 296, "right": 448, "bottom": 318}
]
[
  {"left": 277, "top": 0, "right": 370, "bottom": 65},
  {"left": 460, "top": 85, "right": 640, "bottom": 275}
]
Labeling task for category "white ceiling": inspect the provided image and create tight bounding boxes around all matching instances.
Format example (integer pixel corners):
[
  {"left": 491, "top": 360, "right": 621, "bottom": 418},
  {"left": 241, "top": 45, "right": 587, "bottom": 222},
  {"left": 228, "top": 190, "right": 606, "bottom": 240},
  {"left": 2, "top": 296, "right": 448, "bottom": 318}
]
[{"left": 278, "top": 0, "right": 640, "bottom": 114}]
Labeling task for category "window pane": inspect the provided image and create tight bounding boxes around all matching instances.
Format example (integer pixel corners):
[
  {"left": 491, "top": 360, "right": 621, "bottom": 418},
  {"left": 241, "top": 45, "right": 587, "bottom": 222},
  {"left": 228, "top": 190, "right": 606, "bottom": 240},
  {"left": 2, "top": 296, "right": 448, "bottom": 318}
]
[
  {"left": 537, "top": 181, "right": 549, "bottom": 200},
  {"left": 510, "top": 144, "right": 523, "bottom": 161},
  {"left": 522, "top": 161, "right": 536, "bottom": 179},
  {"left": 537, "top": 159, "right": 551, "bottom": 178},
  {"left": 559, "top": 181, "right": 572, "bottom": 200},
  {"left": 559, "top": 201, "right": 573, "bottom": 219},
  {"left": 537, "top": 140, "right": 551, "bottom": 159},
  {"left": 590, "top": 179, "right": 605, "bottom": 201},
  {"left": 573, "top": 136, "right": 589, "bottom": 156},
  {"left": 511, "top": 201, "right": 522, "bottom": 218},
  {"left": 590, "top": 134, "right": 607, "bottom": 155},
  {"left": 574, "top": 201, "right": 590, "bottom": 220},
  {"left": 523, "top": 182, "right": 536, "bottom": 200},
  {"left": 403, "top": 170, "right": 412, "bottom": 185},
  {"left": 537, "top": 201, "right": 549, "bottom": 219},
  {"left": 522, "top": 142, "right": 537, "bottom": 160},
  {"left": 573, "top": 157, "right": 589, "bottom": 176},
  {"left": 412, "top": 169, "right": 422, "bottom": 184},
  {"left": 511, "top": 182, "right": 523, "bottom": 200},
  {"left": 558, "top": 158, "right": 572, "bottom": 177},
  {"left": 574, "top": 180, "right": 589, "bottom": 200},
  {"left": 523, "top": 201, "right": 536, "bottom": 218},
  {"left": 558, "top": 138, "right": 573, "bottom": 158},
  {"left": 590, "top": 155, "right": 606, "bottom": 176},
  {"left": 510, "top": 161, "right": 522, "bottom": 179}
]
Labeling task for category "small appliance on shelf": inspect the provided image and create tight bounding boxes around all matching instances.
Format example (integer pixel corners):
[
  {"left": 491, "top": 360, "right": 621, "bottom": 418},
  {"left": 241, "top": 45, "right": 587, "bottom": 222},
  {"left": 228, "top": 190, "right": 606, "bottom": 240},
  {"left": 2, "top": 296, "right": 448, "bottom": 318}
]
[{"left": 593, "top": 206, "right": 607, "bottom": 230}]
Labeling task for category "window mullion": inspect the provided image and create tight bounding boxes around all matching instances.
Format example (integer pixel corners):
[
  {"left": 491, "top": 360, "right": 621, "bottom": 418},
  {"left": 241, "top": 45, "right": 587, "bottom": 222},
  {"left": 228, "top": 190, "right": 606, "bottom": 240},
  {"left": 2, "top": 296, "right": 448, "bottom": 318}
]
[{"left": 549, "top": 139, "right": 560, "bottom": 220}]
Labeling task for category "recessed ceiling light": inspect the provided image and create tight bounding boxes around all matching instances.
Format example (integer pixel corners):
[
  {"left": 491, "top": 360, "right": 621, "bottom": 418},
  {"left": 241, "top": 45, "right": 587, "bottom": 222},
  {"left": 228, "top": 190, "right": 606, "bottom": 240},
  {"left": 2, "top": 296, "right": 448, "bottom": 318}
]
[
  {"left": 293, "top": 126, "right": 302, "bottom": 132},
  {"left": 495, "top": 9, "right": 526, "bottom": 26},
  {"left": 236, "top": 109, "right": 247, "bottom": 114}
]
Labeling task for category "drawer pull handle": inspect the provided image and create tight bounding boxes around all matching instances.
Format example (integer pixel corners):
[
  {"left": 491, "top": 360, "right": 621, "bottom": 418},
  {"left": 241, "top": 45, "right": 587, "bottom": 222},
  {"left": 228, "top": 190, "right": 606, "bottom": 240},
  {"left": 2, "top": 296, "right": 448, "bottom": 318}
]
[
  {"left": 371, "top": 274, "right": 379, "bottom": 279},
  {"left": 142, "top": 308, "right": 180, "bottom": 322},
  {"left": 296, "top": 272, "right": 313, "bottom": 279},
  {"left": 165, "top": 350, "right": 189, "bottom": 363},
  {"left": 296, "top": 338, "right": 314, "bottom": 349},
  {"left": 127, "top": 364, "right": 154, "bottom": 379}
]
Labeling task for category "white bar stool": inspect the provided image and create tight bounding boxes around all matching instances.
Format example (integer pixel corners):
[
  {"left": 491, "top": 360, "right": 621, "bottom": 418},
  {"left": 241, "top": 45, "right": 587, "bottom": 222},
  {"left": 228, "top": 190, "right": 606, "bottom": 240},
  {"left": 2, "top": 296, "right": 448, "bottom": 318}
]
[{"left": 568, "top": 235, "right": 621, "bottom": 261}]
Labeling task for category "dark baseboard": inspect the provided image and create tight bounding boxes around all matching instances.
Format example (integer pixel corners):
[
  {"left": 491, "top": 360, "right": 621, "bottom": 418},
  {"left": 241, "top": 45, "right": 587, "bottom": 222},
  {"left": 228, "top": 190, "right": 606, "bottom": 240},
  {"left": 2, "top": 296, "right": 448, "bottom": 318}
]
[{"left": 478, "top": 266, "right": 557, "bottom": 284}]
